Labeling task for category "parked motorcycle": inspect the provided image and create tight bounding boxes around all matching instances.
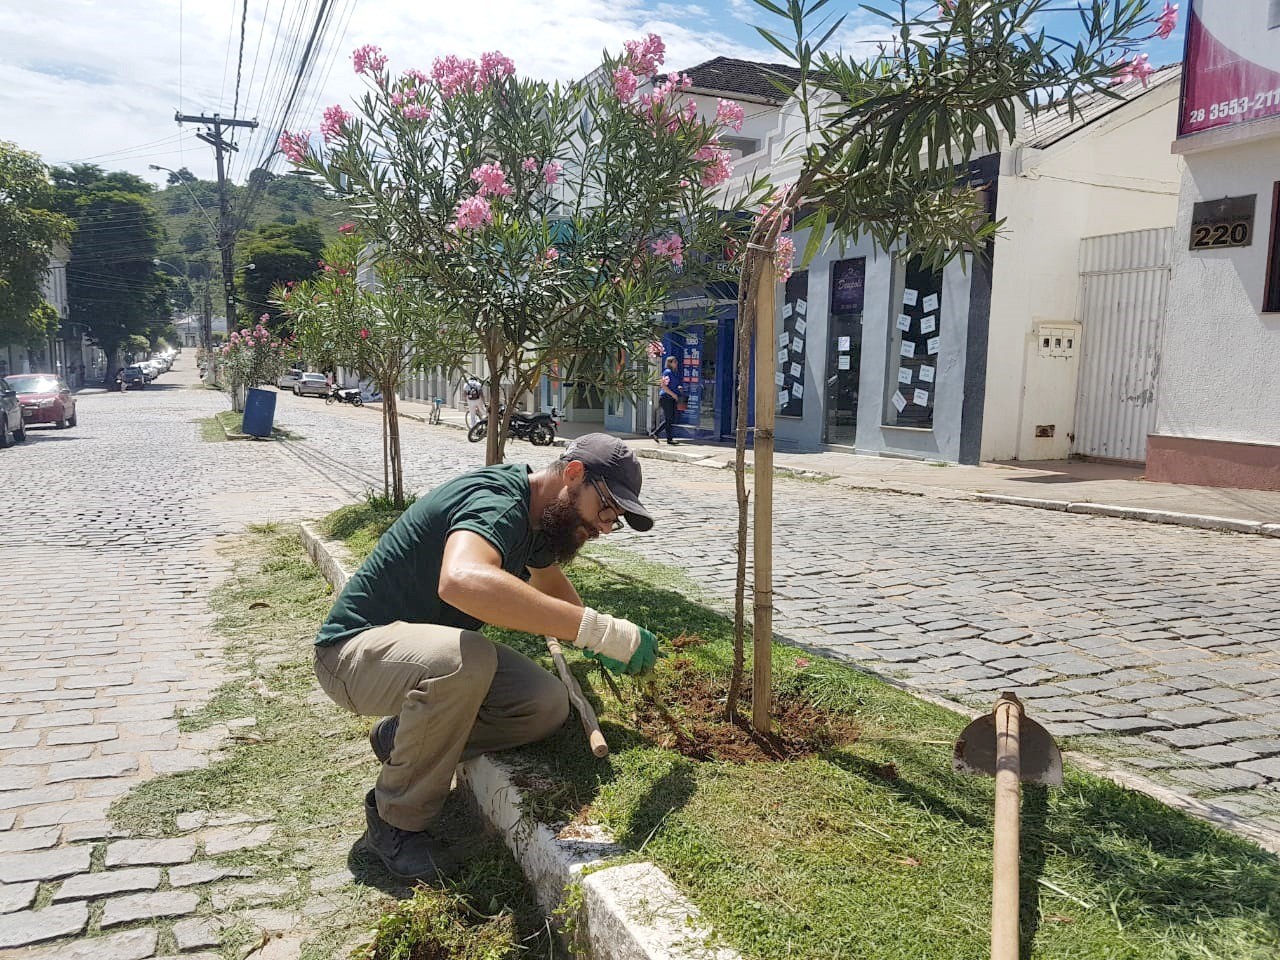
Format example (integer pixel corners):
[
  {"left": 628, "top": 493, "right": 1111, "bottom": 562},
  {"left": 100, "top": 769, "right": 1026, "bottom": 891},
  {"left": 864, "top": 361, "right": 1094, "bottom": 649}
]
[
  {"left": 468, "top": 406, "right": 559, "bottom": 446},
  {"left": 326, "top": 386, "right": 363, "bottom": 407}
]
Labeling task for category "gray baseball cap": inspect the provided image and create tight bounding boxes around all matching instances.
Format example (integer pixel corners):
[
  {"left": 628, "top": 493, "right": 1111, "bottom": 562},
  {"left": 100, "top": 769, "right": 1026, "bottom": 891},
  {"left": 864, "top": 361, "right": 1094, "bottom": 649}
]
[{"left": 563, "top": 433, "right": 653, "bottom": 532}]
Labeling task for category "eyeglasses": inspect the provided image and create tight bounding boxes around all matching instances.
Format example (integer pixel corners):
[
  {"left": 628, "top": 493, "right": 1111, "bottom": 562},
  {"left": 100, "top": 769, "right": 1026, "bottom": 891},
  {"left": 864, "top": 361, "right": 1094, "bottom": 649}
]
[{"left": 588, "top": 476, "right": 625, "bottom": 532}]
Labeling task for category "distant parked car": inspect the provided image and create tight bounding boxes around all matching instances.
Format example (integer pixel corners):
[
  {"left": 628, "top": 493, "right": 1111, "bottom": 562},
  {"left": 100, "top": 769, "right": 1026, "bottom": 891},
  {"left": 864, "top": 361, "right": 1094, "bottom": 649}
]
[
  {"left": 0, "top": 377, "right": 27, "bottom": 447},
  {"left": 8, "top": 374, "right": 76, "bottom": 429},
  {"left": 122, "top": 365, "right": 148, "bottom": 388},
  {"left": 294, "top": 373, "right": 330, "bottom": 397},
  {"left": 277, "top": 368, "right": 303, "bottom": 390}
]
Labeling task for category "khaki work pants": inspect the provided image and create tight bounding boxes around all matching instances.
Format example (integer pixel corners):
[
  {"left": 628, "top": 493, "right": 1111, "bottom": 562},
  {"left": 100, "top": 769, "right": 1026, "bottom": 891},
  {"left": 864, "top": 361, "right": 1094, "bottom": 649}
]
[{"left": 314, "top": 622, "right": 569, "bottom": 831}]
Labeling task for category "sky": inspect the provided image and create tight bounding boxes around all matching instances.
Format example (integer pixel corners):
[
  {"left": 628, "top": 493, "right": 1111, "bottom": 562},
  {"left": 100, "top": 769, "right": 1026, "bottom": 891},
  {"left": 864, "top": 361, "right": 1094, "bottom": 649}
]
[{"left": 0, "top": 1, "right": 1186, "bottom": 188}]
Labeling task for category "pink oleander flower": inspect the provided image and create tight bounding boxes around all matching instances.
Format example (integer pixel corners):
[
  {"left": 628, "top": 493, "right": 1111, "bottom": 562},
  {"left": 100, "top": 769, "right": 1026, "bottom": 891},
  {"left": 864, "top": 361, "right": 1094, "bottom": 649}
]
[
  {"left": 1154, "top": 2, "right": 1178, "bottom": 40},
  {"left": 651, "top": 233, "right": 684, "bottom": 268},
  {"left": 795, "top": 657, "right": 811, "bottom": 669},
  {"left": 359, "top": 328, "right": 369, "bottom": 340},
  {"left": 624, "top": 33, "right": 665, "bottom": 76},
  {"left": 402, "top": 104, "right": 431, "bottom": 121},
  {"left": 339, "top": 222, "right": 355, "bottom": 234},
  {"left": 542, "top": 247, "right": 560, "bottom": 262},
  {"left": 1113, "top": 52, "right": 1155, "bottom": 87},
  {"left": 391, "top": 92, "right": 405, "bottom": 107},
  {"left": 471, "top": 162, "right": 512, "bottom": 198},
  {"left": 352, "top": 44, "right": 388, "bottom": 76},
  {"left": 543, "top": 160, "right": 562, "bottom": 186},
  {"left": 277, "top": 130, "right": 310, "bottom": 164},
  {"left": 613, "top": 66, "right": 638, "bottom": 103},
  {"left": 646, "top": 340, "right": 664, "bottom": 359},
  {"left": 679, "top": 178, "right": 690, "bottom": 188},
  {"left": 405, "top": 68, "right": 431, "bottom": 86},
  {"left": 451, "top": 195, "right": 493, "bottom": 232},
  {"left": 478, "top": 50, "right": 515, "bottom": 85},
  {"left": 938, "top": 0, "right": 955, "bottom": 15},
  {"left": 716, "top": 98, "right": 744, "bottom": 131},
  {"left": 320, "top": 104, "right": 352, "bottom": 143},
  {"left": 774, "top": 235, "right": 795, "bottom": 283},
  {"left": 521, "top": 156, "right": 538, "bottom": 172},
  {"left": 695, "top": 143, "right": 733, "bottom": 188},
  {"left": 259, "top": 314, "right": 269, "bottom": 322},
  {"left": 432, "top": 54, "right": 479, "bottom": 99}
]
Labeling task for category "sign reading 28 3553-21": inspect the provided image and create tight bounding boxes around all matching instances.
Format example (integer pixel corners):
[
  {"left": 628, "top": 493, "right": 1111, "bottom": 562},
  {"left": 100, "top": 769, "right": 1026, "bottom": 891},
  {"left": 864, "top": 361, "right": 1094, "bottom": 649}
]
[{"left": 1179, "top": 0, "right": 1280, "bottom": 137}]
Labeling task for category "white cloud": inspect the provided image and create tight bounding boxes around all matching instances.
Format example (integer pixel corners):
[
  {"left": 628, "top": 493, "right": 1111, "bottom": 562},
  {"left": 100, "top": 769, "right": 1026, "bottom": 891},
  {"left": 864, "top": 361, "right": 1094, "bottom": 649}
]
[{"left": 1, "top": 0, "right": 770, "bottom": 187}]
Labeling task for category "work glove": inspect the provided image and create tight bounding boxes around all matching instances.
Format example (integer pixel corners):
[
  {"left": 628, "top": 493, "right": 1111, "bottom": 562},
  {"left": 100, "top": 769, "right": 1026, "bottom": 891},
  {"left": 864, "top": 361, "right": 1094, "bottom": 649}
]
[{"left": 574, "top": 608, "right": 661, "bottom": 676}]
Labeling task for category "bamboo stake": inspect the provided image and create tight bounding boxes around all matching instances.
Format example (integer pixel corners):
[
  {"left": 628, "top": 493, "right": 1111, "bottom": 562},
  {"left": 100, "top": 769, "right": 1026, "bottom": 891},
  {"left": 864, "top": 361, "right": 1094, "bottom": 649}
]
[
  {"left": 546, "top": 638, "right": 609, "bottom": 758},
  {"left": 991, "top": 696, "right": 1022, "bottom": 960},
  {"left": 751, "top": 255, "right": 777, "bottom": 735}
]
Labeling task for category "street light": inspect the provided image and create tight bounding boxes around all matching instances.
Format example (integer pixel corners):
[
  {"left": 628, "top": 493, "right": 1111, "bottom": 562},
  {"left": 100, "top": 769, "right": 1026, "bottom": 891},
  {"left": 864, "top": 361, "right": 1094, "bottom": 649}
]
[{"left": 148, "top": 164, "right": 218, "bottom": 234}]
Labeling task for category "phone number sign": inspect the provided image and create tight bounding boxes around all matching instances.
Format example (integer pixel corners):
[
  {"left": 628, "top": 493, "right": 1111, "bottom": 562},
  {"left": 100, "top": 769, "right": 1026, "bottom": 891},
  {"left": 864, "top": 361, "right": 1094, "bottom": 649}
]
[{"left": 1180, "top": 0, "right": 1280, "bottom": 137}]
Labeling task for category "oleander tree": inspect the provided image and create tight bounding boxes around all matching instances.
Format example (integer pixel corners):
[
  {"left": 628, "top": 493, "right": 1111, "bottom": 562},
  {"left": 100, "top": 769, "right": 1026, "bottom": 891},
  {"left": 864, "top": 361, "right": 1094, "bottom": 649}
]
[
  {"left": 726, "top": 0, "right": 1181, "bottom": 729},
  {"left": 274, "top": 232, "right": 474, "bottom": 507},
  {"left": 278, "top": 36, "right": 771, "bottom": 464}
]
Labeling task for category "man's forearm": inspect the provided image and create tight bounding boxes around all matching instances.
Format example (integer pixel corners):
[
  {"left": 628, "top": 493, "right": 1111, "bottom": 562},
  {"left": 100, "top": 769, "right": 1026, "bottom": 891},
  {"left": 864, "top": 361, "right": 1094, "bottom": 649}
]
[{"left": 442, "top": 565, "right": 585, "bottom": 641}]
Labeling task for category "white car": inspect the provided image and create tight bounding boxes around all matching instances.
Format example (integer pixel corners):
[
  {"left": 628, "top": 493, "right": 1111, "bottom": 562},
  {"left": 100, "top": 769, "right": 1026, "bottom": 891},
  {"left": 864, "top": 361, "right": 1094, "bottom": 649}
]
[
  {"left": 293, "top": 373, "right": 330, "bottom": 397},
  {"left": 277, "top": 369, "right": 303, "bottom": 390}
]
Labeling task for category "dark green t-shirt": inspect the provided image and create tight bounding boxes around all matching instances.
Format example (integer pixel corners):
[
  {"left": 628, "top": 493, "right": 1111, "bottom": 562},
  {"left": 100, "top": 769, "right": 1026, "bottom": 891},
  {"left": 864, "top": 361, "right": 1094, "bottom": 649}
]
[{"left": 315, "top": 463, "right": 554, "bottom": 646}]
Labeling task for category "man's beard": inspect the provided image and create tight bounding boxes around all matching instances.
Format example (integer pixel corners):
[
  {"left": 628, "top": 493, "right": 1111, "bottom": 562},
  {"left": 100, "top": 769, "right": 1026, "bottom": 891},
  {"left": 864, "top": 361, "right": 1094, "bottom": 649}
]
[{"left": 540, "top": 489, "right": 595, "bottom": 564}]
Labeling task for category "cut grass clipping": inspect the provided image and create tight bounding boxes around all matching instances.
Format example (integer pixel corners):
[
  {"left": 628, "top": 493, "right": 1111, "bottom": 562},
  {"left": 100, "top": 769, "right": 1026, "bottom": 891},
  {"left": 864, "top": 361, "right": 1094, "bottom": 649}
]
[
  {"left": 327, "top": 508, "right": 1280, "bottom": 960},
  {"left": 110, "top": 527, "right": 557, "bottom": 960}
]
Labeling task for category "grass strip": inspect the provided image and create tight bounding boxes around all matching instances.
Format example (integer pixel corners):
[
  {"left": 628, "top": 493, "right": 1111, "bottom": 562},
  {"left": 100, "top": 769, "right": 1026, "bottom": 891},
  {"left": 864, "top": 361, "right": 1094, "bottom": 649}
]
[
  {"left": 322, "top": 506, "right": 1280, "bottom": 960},
  {"left": 110, "top": 526, "right": 558, "bottom": 960}
]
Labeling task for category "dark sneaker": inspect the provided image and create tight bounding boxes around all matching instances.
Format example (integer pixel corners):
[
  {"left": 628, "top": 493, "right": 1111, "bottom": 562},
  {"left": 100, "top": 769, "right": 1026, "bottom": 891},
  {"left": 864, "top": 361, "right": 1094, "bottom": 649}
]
[
  {"left": 361, "top": 790, "right": 455, "bottom": 882},
  {"left": 369, "top": 716, "right": 398, "bottom": 764},
  {"left": 667, "top": 439, "right": 681, "bottom": 446}
]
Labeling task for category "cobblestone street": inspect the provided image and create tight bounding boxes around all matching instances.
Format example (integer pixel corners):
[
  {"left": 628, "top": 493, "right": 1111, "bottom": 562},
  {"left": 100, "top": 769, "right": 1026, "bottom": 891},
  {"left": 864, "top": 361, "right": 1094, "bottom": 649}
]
[{"left": 1, "top": 357, "right": 1278, "bottom": 954}]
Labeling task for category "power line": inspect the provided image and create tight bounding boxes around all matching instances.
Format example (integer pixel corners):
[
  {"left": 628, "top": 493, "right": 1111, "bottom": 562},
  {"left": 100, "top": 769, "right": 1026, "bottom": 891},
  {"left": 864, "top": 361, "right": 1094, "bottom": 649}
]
[{"left": 233, "top": 0, "right": 250, "bottom": 119}]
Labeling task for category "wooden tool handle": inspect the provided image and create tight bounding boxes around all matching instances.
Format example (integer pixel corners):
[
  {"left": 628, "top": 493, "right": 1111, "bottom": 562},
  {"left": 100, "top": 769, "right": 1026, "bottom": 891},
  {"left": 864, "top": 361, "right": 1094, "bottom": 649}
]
[
  {"left": 547, "top": 638, "right": 609, "bottom": 758},
  {"left": 991, "top": 695, "right": 1022, "bottom": 960}
]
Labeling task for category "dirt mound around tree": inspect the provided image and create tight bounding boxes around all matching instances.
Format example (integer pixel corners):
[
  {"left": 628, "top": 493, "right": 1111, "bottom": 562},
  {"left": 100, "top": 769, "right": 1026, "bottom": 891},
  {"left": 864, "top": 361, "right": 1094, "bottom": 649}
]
[{"left": 630, "top": 656, "right": 860, "bottom": 763}]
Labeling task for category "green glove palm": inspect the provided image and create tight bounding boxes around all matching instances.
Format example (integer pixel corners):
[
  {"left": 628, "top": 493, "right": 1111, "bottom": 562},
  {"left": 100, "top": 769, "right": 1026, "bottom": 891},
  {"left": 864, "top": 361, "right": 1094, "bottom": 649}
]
[{"left": 585, "top": 627, "right": 661, "bottom": 676}]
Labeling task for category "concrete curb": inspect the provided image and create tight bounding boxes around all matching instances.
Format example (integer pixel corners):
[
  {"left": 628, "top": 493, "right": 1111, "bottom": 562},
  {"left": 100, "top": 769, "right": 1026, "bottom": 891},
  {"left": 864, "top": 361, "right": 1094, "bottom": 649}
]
[
  {"left": 297, "top": 521, "right": 739, "bottom": 960},
  {"left": 635, "top": 448, "right": 1279, "bottom": 538}
]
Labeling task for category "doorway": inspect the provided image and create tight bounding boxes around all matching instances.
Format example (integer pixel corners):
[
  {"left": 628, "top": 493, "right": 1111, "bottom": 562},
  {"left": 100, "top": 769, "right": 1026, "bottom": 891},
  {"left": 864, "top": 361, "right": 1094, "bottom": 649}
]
[{"left": 824, "top": 257, "right": 864, "bottom": 446}]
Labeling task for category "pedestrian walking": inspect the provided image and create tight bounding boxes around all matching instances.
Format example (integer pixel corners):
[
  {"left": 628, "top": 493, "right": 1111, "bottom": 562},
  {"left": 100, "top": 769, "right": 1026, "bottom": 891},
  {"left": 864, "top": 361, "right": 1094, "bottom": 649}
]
[
  {"left": 463, "top": 375, "right": 487, "bottom": 427},
  {"left": 312, "top": 433, "right": 661, "bottom": 881},
  {"left": 649, "top": 355, "right": 682, "bottom": 445}
]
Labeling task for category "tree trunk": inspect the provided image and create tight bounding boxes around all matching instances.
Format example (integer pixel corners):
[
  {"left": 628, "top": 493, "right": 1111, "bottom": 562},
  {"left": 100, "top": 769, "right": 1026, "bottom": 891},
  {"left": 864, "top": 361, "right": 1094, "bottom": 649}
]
[
  {"left": 381, "top": 390, "right": 390, "bottom": 501},
  {"left": 483, "top": 340, "right": 505, "bottom": 466},
  {"left": 384, "top": 384, "right": 405, "bottom": 507},
  {"left": 727, "top": 251, "right": 758, "bottom": 723}
]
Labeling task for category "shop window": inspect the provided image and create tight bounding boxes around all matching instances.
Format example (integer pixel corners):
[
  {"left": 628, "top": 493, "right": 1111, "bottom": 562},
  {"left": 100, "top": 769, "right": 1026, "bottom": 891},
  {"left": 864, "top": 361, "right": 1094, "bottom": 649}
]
[
  {"left": 882, "top": 257, "right": 942, "bottom": 429},
  {"left": 776, "top": 271, "right": 809, "bottom": 418},
  {"left": 1264, "top": 182, "right": 1280, "bottom": 312}
]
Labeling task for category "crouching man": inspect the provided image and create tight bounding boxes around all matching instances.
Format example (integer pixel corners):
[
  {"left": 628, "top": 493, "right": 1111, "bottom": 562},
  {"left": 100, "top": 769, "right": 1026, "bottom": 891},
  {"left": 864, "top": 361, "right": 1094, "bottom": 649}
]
[{"left": 313, "top": 434, "right": 660, "bottom": 881}]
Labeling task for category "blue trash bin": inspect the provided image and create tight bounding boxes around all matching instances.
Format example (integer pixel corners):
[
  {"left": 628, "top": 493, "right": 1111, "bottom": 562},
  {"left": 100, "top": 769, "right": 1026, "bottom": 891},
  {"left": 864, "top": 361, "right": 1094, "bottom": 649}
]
[{"left": 241, "top": 386, "right": 277, "bottom": 438}]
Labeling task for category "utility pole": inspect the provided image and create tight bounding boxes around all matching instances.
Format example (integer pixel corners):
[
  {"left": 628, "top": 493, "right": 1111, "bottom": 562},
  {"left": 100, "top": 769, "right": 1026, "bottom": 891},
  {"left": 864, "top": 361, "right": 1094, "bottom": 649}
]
[{"left": 174, "top": 112, "right": 257, "bottom": 342}]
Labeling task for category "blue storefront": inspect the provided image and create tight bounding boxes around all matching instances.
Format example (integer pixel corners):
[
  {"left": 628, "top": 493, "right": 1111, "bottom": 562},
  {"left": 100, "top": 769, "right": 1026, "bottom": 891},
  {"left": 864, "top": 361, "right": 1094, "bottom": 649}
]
[{"left": 652, "top": 302, "right": 754, "bottom": 442}]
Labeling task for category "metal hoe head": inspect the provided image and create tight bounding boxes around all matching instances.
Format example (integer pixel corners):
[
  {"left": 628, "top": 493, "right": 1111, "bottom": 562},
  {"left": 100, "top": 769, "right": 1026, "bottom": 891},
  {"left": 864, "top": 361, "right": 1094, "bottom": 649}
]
[{"left": 953, "top": 692, "right": 1063, "bottom": 786}]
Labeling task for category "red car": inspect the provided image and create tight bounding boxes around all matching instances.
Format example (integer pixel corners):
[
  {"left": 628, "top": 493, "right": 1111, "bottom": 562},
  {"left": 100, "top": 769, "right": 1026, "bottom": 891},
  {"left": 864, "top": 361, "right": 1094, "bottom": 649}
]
[{"left": 9, "top": 374, "right": 77, "bottom": 429}]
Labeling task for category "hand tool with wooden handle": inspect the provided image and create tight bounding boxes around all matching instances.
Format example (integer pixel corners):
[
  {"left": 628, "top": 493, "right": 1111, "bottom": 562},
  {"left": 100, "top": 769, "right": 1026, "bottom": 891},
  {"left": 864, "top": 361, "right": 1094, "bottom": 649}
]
[{"left": 546, "top": 637, "right": 609, "bottom": 758}]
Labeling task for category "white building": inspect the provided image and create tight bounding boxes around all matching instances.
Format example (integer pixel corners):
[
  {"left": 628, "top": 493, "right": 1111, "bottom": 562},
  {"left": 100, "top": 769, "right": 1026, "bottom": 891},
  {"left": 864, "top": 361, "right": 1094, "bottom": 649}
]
[
  {"left": 625, "top": 59, "right": 1183, "bottom": 465},
  {"left": 1151, "top": 0, "right": 1280, "bottom": 491}
]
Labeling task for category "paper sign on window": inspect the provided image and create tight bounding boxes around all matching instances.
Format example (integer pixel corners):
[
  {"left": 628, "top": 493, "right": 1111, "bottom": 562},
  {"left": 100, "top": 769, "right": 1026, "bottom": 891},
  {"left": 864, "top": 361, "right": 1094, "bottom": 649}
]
[
  {"left": 795, "top": 318, "right": 807, "bottom": 335},
  {"left": 782, "top": 302, "right": 793, "bottom": 319},
  {"left": 920, "top": 364, "right": 935, "bottom": 383},
  {"left": 838, "top": 336, "right": 851, "bottom": 350},
  {"left": 920, "top": 314, "right": 937, "bottom": 334},
  {"left": 897, "top": 367, "right": 912, "bottom": 384},
  {"left": 838, "top": 355, "right": 851, "bottom": 370},
  {"left": 796, "top": 299, "right": 807, "bottom": 315},
  {"left": 913, "top": 389, "right": 930, "bottom": 406},
  {"left": 896, "top": 314, "right": 911, "bottom": 332},
  {"left": 891, "top": 391, "right": 907, "bottom": 412},
  {"left": 903, "top": 289, "right": 919, "bottom": 307},
  {"left": 926, "top": 336, "right": 940, "bottom": 355},
  {"left": 923, "top": 293, "right": 939, "bottom": 312},
  {"left": 900, "top": 340, "right": 915, "bottom": 358}
]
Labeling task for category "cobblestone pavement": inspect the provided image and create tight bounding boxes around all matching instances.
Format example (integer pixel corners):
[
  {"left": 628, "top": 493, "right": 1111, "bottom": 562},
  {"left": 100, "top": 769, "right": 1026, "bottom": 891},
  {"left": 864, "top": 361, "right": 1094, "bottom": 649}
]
[{"left": 2, "top": 365, "right": 1278, "bottom": 952}]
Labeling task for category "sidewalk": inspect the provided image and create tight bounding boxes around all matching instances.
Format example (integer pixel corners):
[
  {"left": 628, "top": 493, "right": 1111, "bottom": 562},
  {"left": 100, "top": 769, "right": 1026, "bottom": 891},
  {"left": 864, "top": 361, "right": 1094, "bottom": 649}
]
[{"left": 624, "top": 438, "right": 1280, "bottom": 537}]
